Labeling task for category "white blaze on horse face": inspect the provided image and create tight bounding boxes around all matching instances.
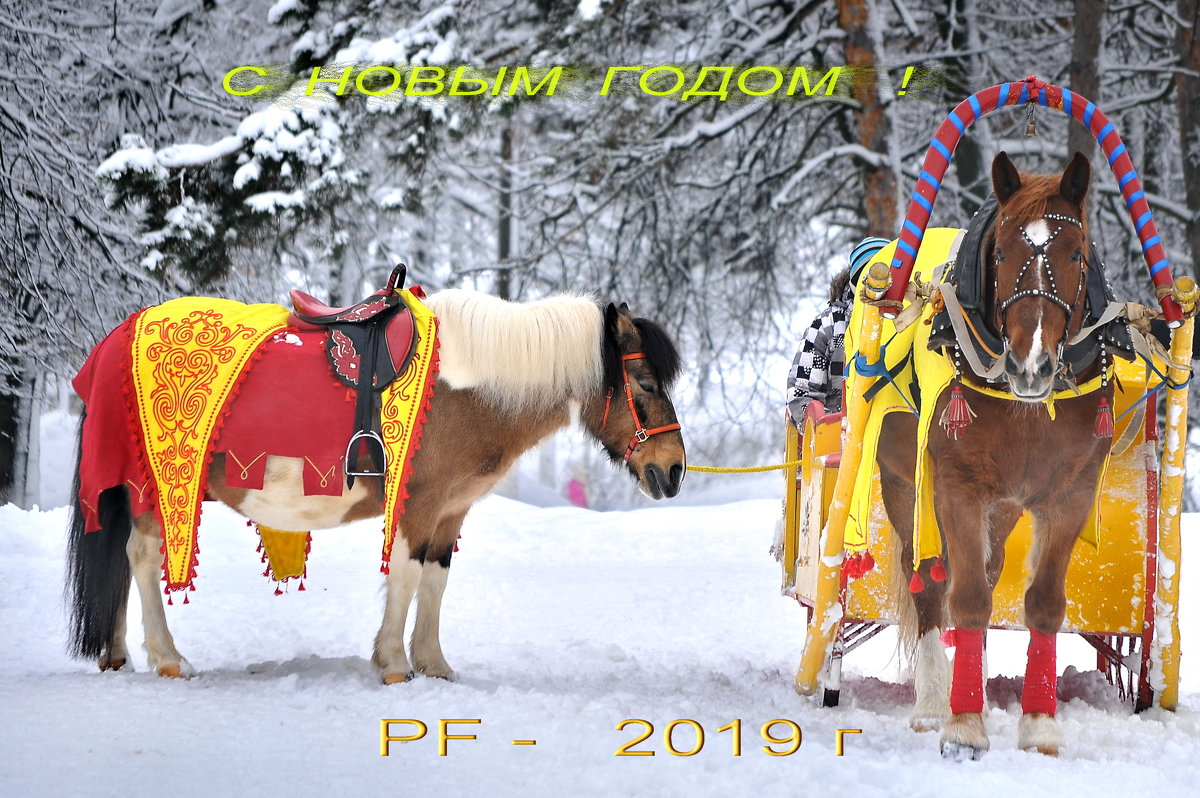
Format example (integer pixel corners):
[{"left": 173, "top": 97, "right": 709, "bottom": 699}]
[{"left": 1018, "top": 219, "right": 1053, "bottom": 376}]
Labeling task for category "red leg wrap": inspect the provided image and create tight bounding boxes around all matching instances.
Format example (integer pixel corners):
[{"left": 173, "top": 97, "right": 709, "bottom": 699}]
[
  {"left": 1022, "top": 629, "right": 1057, "bottom": 716},
  {"left": 950, "top": 628, "right": 986, "bottom": 714}
]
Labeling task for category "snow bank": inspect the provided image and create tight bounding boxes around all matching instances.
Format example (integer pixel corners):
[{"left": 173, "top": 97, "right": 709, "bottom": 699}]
[{"left": 0, "top": 499, "right": 1197, "bottom": 794}]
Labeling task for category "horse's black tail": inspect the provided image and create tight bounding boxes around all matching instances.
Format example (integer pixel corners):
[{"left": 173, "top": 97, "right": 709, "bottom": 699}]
[{"left": 64, "top": 412, "right": 132, "bottom": 660}]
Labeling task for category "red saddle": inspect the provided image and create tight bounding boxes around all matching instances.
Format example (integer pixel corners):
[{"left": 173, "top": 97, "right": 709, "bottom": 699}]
[{"left": 284, "top": 263, "right": 419, "bottom": 485}]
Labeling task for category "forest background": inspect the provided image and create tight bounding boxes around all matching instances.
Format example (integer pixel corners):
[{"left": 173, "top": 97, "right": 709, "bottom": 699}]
[{"left": 2, "top": 0, "right": 1198, "bottom": 510}]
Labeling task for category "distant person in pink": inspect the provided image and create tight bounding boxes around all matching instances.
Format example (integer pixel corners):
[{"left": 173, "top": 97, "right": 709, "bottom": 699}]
[{"left": 566, "top": 467, "right": 590, "bottom": 508}]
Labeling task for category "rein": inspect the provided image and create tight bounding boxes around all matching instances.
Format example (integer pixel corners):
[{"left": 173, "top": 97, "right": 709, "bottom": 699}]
[{"left": 601, "top": 352, "right": 682, "bottom": 462}]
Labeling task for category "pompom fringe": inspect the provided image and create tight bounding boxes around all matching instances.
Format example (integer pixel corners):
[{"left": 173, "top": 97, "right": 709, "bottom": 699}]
[{"left": 940, "top": 383, "right": 977, "bottom": 440}]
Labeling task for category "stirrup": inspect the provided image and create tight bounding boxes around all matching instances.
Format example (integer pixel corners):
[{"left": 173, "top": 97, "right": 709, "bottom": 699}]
[{"left": 345, "top": 430, "right": 388, "bottom": 478}]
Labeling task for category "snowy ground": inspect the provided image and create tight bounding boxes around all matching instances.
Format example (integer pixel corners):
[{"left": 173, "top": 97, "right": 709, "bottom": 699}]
[{"left": 1, "top": 495, "right": 1199, "bottom": 797}]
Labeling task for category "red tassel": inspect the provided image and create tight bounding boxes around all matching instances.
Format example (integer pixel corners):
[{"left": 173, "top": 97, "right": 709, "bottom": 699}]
[
  {"left": 167, "top": 594, "right": 174, "bottom": 606},
  {"left": 1094, "top": 397, "right": 1114, "bottom": 438},
  {"left": 909, "top": 571, "right": 926, "bottom": 593},
  {"left": 298, "top": 580, "right": 306, "bottom": 591},
  {"left": 380, "top": 563, "right": 390, "bottom": 575},
  {"left": 844, "top": 553, "right": 861, "bottom": 579},
  {"left": 454, "top": 533, "right": 461, "bottom": 553},
  {"left": 940, "top": 383, "right": 977, "bottom": 440},
  {"left": 861, "top": 549, "right": 875, "bottom": 574},
  {"left": 246, "top": 520, "right": 253, "bottom": 527},
  {"left": 183, "top": 594, "right": 189, "bottom": 604},
  {"left": 262, "top": 568, "right": 271, "bottom": 578},
  {"left": 274, "top": 586, "right": 283, "bottom": 596},
  {"left": 931, "top": 557, "right": 947, "bottom": 582}
]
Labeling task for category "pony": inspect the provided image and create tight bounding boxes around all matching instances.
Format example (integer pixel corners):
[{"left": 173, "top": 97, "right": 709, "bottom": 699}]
[
  {"left": 65, "top": 289, "right": 686, "bottom": 684},
  {"left": 877, "top": 151, "right": 1112, "bottom": 758}
]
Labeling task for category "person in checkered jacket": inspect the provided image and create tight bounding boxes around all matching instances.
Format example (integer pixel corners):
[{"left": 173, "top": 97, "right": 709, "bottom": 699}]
[{"left": 786, "top": 237, "right": 890, "bottom": 429}]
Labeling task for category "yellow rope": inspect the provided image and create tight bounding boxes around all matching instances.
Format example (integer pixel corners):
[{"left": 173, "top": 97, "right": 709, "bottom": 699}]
[{"left": 686, "top": 459, "right": 803, "bottom": 474}]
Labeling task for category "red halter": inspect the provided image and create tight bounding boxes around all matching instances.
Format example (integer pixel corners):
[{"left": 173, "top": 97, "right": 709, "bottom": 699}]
[{"left": 601, "top": 352, "right": 682, "bottom": 462}]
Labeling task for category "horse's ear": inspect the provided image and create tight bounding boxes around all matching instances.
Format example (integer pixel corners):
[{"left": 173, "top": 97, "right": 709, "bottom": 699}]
[
  {"left": 605, "top": 302, "right": 620, "bottom": 333},
  {"left": 1059, "top": 151, "right": 1091, "bottom": 207},
  {"left": 991, "top": 151, "right": 1022, "bottom": 205},
  {"left": 618, "top": 301, "right": 630, "bottom": 314}
]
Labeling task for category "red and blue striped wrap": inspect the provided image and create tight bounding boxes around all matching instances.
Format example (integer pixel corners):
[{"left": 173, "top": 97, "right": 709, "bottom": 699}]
[{"left": 882, "top": 76, "right": 1182, "bottom": 326}]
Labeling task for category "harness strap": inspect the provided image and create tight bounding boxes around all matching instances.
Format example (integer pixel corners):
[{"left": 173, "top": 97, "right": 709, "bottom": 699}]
[
  {"left": 1066, "top": 299, "right": 1126, "bottom": 346},
  {"left": 936, "top": 282, "right": 1009, "bottom": 380}
]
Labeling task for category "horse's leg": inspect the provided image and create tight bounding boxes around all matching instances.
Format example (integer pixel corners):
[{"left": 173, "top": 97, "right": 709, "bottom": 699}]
[
  {"left": 127, "top": 513, "right": 192, "bottom": 677},
  {"left": 410, "top": 513, "right": 466, "bottom": 680},
  {"left": 1018, "top": 490, "right": 1093, "bottom": 756},
  {"left": 372, "top": 528, "right": 423, "bottom": 684},
  {"left": 98, "top": 586, "right": 131, "bottom": 672},
  {"left": 879, "top": 415, "right": 950, "bottom": 732},
  {"left": 933, "top": 482, "right": 996, "bottom": 760},
  {"left": 985, "top": 502, "right": 1022, "bottom": 589}
]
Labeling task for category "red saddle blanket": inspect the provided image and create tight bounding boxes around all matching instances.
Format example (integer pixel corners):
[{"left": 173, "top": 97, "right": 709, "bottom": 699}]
[
  {"left": 74, "top": 320, "right": 415, "bottom": 536},
  {"left": 217, "top": 328, "right": 367, "bottom": 496}
]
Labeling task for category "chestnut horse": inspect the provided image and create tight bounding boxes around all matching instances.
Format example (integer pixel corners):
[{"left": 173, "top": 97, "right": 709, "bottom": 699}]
[
  {"left": 877, "top": 152, "right": 1111, "bottom": 758},
  {"left": 65, "top": 290, "right": 686, "bottom": 683}
]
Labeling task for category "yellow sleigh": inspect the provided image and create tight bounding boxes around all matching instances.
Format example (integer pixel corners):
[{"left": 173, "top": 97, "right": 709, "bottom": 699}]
[{"left": 780, "top": 336, "right": 1191, "bottom": 712}]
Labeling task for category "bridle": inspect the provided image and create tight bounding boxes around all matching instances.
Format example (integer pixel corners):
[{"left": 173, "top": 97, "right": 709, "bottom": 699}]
[
  {"left": 994, "top": 211, "right": 1087, "bottom": 349},
  {"left": 601, "top": 352, "right": 682, "bottom": 462}
]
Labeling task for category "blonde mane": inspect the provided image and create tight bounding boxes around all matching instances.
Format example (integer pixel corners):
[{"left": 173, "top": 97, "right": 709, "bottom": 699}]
[{"left": 422, "top": 289, "right": 604, "bottom": 412}]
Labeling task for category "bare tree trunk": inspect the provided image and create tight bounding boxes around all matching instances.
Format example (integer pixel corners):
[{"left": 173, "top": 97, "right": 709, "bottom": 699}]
[
  {"left": 937, "top": 0, "right": 988, "bottom": 213},
  {"left": 1175, "top": 0, "right": 1200, "bottom": 278},
  {"left": 1067, "top": 0, "right": 1104, "bottom": 160},
  {"left": 0, "top": 370, "right": 32, "bottom": 507},
  {"left": 496, "top": 125, "right": 514, "bottom": 300},
  {"left": 837, "top": 0, "right": 897, "bottom": 237}
]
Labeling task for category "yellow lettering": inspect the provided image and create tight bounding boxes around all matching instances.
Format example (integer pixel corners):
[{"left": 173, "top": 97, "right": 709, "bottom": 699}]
[
  {"left": 681, "top": 66, "right": 734, "bottom": 101},
  {"left": 222, "top": 66, "right": 268, "bottom": 97},
  {"left": 786, "top": 66, "right": 842, "bottom": 96},
  {"left": 305, "top": 65, "right": 353, "bottom": 96},
  {"left": 599, "top": 66, "right": 641, "bottom": 96},
  {"left": 736, "top": 66, "right": 784, "bottom": 96},
  {"left": 834, "top": 728, "right": 861, "bottom": 756},
  {"left": 380, "top": 719, "right": 427, "bottom": 756},
  {"left": 355, "top": 65, "right": 402, "bottom": 96},
  {"left": 405, "top": 66, "right": 446, "bottom": 96},
  {"left": 437, "top": 718, "right": 481, "bottom": 756},
  {"left": 638, "top": 65, "right": 685, "bottom": 97},
  {"left": 508, "top": 66, "right": 564, "bottom": 96},
  {"left": 449, "top": 66, "right": 490, "bottom": 96}
]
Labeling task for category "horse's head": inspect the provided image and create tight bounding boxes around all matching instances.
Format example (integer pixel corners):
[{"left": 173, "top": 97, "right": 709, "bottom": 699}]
[
  {"left": 989, "top": 150, "right": 1091, "bottom": 401},
  {"left": 582, "top": 302, "right": 686, "bottom": 499}
]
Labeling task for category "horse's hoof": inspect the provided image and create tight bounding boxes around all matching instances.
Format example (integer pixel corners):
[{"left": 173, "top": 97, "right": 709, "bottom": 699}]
[
  {"left": 940, "top": 741, "right": 987, "bottom": 761},
  {"left": 414, "top": 658, "right": 457, "bottom": 681},
  {"left": 99, "top": 658, "right": 127, "bottom": 672},
  {"left": 1021, "top": 743, "right": 1060, "bottom": 757},
  {"left": 939, "top": 712, "right": 988, "bottom": 760},
  {"left": 1018, "top": 713, "right": 1062, "bottom": 756},
  {"left": 382, "top": 671, "right": 416, "bottom": 685},
  {"left": 157, "top": 664, "right": 189, "bottom": 679},
  {"left": 909, "top": 715, "right": 945, "bottom": 733}
]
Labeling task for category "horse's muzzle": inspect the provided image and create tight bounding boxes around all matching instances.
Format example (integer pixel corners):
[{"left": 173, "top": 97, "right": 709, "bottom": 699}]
[
  {"left": 1006, "top": 350, "right": 1055, "bottom": 401},
  {"left": 643, "top": 462, "right": 685, "bottom": 500}
]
